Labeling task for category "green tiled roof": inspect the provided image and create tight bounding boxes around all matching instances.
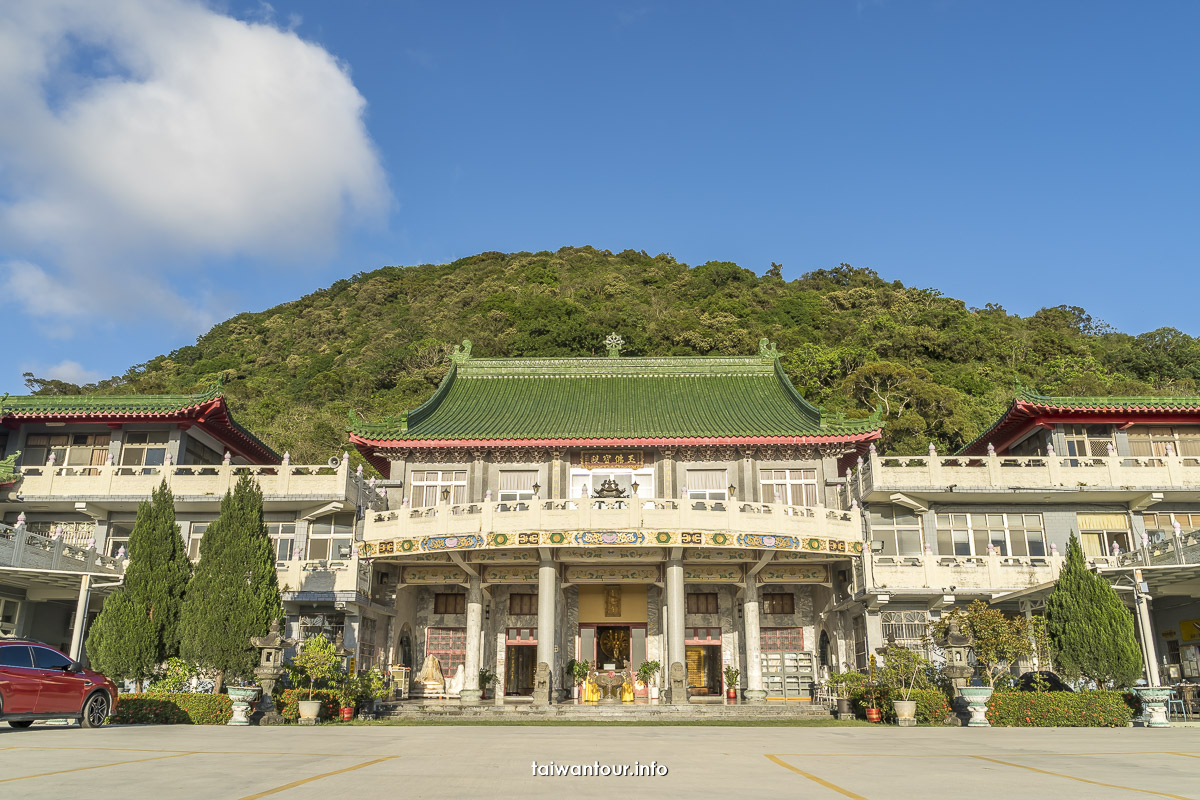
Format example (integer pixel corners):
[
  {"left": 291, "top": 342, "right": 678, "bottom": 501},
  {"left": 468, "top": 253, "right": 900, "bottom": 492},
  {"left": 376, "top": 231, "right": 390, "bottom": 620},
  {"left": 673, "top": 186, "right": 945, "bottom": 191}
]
[
  {"left": 349, "top": 344, "right": 881, "bottom": 443},
  {"left": 0, "top": 385, "right": 222, "bottom": 416}
]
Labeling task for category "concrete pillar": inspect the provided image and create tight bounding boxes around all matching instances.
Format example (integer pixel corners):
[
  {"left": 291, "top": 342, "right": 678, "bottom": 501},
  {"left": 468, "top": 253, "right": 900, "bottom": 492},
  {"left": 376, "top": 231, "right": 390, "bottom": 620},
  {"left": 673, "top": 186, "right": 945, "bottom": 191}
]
[
  {"left": 461, "top": 576, "right": 483, "bottom": 704},
  {"left": 743, "top": 573, "right": 766, "bottom": 703},
  {"left": 666, "top": 553, "right": 686, "bottom": 704},
  {"left": 536, "top": 554, "right": 557, "bottom": 704},
  {"left": 864, "top": 607, "right": 885, "bottom": 657},
  {"left": 69, "top": 574, "right": 91, "bottom": 662},
  {"left": 1134, "top": 570, "right": 1162, "bottom": 686}
]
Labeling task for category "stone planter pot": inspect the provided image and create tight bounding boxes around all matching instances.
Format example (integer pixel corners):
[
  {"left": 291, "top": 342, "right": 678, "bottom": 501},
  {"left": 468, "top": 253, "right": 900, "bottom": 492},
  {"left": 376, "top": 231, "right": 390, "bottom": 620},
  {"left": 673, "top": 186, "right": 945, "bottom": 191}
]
[
  {"left": 958, "top": 686, "right": 994, "bottom": 727},
  {"left": 339, "top": 707, "right": 354, "bottom": 722},
  {"left": 865, "top": 707, "right": 882, "bottom": 723},
  {"left": 297, "top": 699, "right": 323, "bottom": 724},
  {"left": 836, "top": 697, "right": 853, "bottom": 718},
  {"left": 1134, "top": 687, "right": 1172, "bottom": 728},
  {"left": 226, "top": 686, "right": 260, "bottom": 726},
  {"left": 893, "top": 699, "right": 917, "bottom": 727},
  {"left": 649, "top": 686, "right": 659, "bottom": 700}
]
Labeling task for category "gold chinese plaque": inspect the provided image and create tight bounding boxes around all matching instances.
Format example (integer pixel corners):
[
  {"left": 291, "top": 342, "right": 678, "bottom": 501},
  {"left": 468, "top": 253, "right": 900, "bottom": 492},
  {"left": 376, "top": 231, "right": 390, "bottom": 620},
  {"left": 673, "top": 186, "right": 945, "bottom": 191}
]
[{"left": 580, "top": 450, "right": 644, "bottom": 470}]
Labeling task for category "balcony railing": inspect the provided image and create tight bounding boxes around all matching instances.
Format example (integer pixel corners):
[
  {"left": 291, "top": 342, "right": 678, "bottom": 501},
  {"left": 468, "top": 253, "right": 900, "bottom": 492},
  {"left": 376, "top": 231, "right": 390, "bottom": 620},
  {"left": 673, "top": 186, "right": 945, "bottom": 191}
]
[
  {"left": 9, "top": 460, "right": 385, "bottom": 509},
  {"left": 852, "top": 450, "right": 1200, "bottom": 498},
  {"left": 0, "top": 523, "right": 125, "bottom": 575},
  {"left": 365, "top": 497, "right": 862, "bottom": 548},
  {"left": 277, "top": 558, "right": 370, "bottom": 597},
  {"left": 1116, "top": 530, "right": 1200, "bottom": 568},
  {"left": 868, "top": 552, "right": 1090, "bottom": 591}
]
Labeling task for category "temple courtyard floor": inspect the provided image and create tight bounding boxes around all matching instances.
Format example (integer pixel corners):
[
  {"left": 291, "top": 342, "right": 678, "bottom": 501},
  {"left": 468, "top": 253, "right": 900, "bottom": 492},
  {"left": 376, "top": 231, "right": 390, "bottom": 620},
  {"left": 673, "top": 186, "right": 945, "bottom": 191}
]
[{"left": 0, "top": 723, "right": 1196, "bottom": 799}]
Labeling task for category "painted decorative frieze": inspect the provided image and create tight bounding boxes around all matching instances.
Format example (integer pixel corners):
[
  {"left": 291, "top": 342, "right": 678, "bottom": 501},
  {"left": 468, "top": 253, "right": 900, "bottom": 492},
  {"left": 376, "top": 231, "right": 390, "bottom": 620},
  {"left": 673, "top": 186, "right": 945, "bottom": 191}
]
[
  {"left": 685, "top": 548, "right": 754, "bottom": 562},
  {"left": 573, "top": 531, "right": 646, "bottom": 547},
  {"left": 758, "top": 564, "right": 830, "bottom": 584},
  {"left": 565, "top": 565, "right": 660, "bottom": 584},
  {"left": 482, "top": 565, "right": 540, "bottom": 584},
  {"left": 558, "top": 547, "right": 663, "bottom": 561},
  {"left": 474, "top": 549, "right": 538, "bottom": 563},
  {"left": 402, "top": 565, "right": 468, "bottom": 584},
  {"left": 683, "top": 565, "right": 742, "bottom": 583}
]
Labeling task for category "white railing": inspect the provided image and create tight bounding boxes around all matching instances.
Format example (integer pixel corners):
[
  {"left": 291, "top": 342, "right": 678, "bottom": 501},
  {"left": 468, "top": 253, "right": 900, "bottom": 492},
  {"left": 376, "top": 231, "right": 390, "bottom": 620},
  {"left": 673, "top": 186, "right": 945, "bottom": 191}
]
[
  {"left": 10, "top": 460, "right": 372, "bottom": 504},
  {"left": 852, "top": 450, "right": 1200, "bottom": 496},
  {"left": 869, "top": 551, "right": 1126, "bottom": 591},
  {"left": 1116, "top": 531, "right": 1200, "bottom": 567},
  {"left": 0, "top": 523, "right": 125, "bottom": 574},
  {"left": 277, "top": 558, "right": 371, "bottom": 596},
  {"left": 364, "top": 496, "right": 862, "bottom": 545}
]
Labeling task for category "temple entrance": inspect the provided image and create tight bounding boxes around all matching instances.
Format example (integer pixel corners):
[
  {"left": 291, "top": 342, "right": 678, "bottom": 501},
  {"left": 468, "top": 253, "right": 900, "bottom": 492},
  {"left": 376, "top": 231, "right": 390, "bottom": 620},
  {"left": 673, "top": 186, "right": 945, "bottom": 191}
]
[
  {"left": 685, "top": 627, "right": 721, "bottom": 697},
  {"left": 505, "top": 645, "right": 536, "bottom": 696}
]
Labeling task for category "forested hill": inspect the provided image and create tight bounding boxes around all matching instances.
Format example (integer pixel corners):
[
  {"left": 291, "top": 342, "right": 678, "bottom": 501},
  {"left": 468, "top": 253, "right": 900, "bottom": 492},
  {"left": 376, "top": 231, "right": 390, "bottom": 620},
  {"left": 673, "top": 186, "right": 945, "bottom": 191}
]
[{"left": 25, "top": 247, "right": 1200, "bottom": 468}]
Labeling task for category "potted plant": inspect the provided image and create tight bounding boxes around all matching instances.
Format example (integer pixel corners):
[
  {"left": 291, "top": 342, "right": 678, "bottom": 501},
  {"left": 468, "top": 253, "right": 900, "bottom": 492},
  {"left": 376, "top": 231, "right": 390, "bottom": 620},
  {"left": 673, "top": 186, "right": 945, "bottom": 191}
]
[
  {"left": 336, "top": 681, "right": 356, "bottom": 722},
  {"left": 636, "top": 660, "right": 661, "bottom": 700},
  {"left": 829, "top": 671, "right": 865, "bottom": 718},
  {"left": 864, "top": 656, "right": 883, "bottom": 722},
  {"left": 478, "top": 667, "right": 498, "bottom": 700},
  {"left": 291, "top": 633, "right": 340, "bottom": 723},
  {"left": 724, "top": 665, "right": 740, "bottom": 701},
  {"left": 880, "top": 643, "right": 928, "bottom": 727},
  {"left": 568, "top": 659, "right": 590, "bottom": 701}
]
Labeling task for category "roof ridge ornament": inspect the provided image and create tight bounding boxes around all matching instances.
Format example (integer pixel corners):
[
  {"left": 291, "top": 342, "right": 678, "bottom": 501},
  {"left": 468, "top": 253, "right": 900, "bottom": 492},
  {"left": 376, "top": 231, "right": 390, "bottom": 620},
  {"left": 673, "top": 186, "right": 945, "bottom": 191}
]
[
  {"left": 452, "top": 340, "right": 473, "bottom": 363},
  {"left": 604, "top": 332, "right": 624, "bottom": 358},
  {"left": 758, "top": 338, "right": 779, "bottom": 360}
]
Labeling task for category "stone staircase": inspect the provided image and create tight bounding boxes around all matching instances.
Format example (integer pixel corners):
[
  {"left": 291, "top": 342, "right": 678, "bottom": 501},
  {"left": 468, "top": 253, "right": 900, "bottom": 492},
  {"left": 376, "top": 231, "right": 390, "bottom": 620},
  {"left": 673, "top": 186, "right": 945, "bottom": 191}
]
[{"left": 374, "top": 701, "right": 834, "bottom": 721}]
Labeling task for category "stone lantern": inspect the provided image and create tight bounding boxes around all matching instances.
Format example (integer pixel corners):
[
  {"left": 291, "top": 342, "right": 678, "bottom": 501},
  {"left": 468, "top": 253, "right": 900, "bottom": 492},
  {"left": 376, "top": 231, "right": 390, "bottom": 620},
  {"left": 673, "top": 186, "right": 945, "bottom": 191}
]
[
  {"left": 250, "top": 620, "right": 296, "bottom": 725},
  {"left": 935, "top": 619, "right": 989, "bottom": 726}
]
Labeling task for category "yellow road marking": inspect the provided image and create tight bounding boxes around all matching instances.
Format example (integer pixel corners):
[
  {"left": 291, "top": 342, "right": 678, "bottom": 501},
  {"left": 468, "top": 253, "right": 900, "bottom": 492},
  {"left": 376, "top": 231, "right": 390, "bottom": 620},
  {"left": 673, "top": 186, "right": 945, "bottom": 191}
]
[
  {"left": 767, "top": 752, "right": 1168, "bottom": 757},
  {"left": 1, "top": 746, "right": 361, "bottom": 757},
  {"left": 970, "top": 756, "right": 1194, "bottom": 800},
  {"left": 764, "top": 754, "right": 870, "bottom": 800},
  {"left": 0, "top": 752, "right": 193, "bottom": 784},
  {"left": 1169, "top": 752, "right": 1200, "bottom": 760},
  {"left": 237, "top": 756, "right": 398, "bottom": 800}
]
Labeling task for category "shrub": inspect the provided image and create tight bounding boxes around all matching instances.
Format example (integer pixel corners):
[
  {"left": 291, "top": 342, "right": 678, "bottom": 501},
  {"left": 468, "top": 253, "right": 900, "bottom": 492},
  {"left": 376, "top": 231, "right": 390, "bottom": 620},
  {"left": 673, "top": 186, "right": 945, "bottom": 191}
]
[
  {"left": 280, "top": 688, "right": 340, "bottom": 722},
  {"left": 850, "top": 686, "right": 951, "bottom": 724},
  {"left": 986, "top": 690, "right": 1133, "bottom": 727},
  {"left": 110, "top": 692, "right": 233, "bottom": 725}
]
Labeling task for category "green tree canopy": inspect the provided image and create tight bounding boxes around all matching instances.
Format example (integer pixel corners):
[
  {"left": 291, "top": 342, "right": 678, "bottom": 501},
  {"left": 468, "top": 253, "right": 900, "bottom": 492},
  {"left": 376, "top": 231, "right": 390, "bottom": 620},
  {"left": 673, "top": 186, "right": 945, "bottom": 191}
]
[
  {"left": 179, "top": 473, "right": 282, "bottom": 692},
  {"left": 1045, "top": 534, "right": 1143, "bottom": 688}
]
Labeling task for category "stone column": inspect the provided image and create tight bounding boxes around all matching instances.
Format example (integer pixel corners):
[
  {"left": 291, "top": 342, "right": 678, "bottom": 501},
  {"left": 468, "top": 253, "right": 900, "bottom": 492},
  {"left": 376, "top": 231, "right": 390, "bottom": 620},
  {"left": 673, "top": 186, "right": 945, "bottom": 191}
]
[
  {"left": 535, "top": 554, "right": 557, "bottom": 705},
  {"left": 666, "top": 553, "right": 687, "bottom": 704},
  {"left": 68, "top": 574, "right": 91, "bottom": 662},
  {"left": 461, "top": 576, "right": 483, "bottom": 704},
  {"left": 743, "top": 573, "right": 766, "bottom": 703}
]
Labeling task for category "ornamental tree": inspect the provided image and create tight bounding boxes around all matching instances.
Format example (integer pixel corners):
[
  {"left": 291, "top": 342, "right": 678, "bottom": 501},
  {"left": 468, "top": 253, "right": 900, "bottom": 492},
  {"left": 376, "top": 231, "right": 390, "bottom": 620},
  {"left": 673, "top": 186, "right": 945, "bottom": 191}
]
[
  {"left": 935, "top": 601, "right": 1032, "bottom": 687},
  {"left": 85, "top": 481, "right": 189, "bottom": 687},
  {"left": 1045, "top": 534, "right": 1142, "bottom": 688},
  {"left": 179, "top": 473, "right": 282, "bottom": 693}
]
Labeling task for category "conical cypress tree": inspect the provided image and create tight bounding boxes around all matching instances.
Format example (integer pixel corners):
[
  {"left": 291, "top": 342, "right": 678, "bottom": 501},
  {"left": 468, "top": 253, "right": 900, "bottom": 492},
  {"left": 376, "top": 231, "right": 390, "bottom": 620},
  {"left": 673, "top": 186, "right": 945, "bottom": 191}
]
[
  {"left": 1045, "top": 534, "right": 1143, "bottom": 687},
  {"left": 179, "top": 473, "right": 282, "bottom": 692},
  {"left": 85, "top": 480, "right": 188, "bottom": 687}
]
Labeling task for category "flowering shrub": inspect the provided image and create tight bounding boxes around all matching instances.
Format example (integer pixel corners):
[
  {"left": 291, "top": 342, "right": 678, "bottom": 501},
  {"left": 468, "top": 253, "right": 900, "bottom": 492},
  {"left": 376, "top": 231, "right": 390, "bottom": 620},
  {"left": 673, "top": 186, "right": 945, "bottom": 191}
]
[
  {"left": 110, "top": 692, "right": 232, "bottom": 725},
  {"left": 280, "top": 688, "right": 340, "bottom": 721},
  {"left": 986, "top": 691, "right": 1133, "bottom": 727},
  {"left": 850, "top": 686, "right": 951, "bottom": 724}
]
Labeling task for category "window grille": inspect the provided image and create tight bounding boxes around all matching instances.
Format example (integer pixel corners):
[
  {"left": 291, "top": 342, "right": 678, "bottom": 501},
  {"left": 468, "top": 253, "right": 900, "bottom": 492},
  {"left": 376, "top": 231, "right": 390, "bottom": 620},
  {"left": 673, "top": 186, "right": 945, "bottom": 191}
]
[{"left": 881, "top": 610, "right": 930, "bottom": 655}]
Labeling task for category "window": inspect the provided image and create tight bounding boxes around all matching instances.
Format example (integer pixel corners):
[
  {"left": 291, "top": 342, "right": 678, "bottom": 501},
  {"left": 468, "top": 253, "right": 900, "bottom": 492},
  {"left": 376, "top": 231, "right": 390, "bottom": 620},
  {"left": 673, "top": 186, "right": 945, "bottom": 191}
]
[
  {"left": 0, "top": 599, "right": 20, "bottom": 636},
  {"left": 852, "top": 615, "right": 867, "bottom": 671},
  {"left": 1078, "top": 513, "right": 1131, "bottom": 557},
  {"left": 762, "top": 593, "right": 795, "bottom": 615},
  {"left": 686, "top": 469, "right": 728, "bottom": 501},
  {"left": 359, "top": 617, "right": 378, "bottom": 669},
  {"left": 105, "top": 522, "right": 133, "bottom": 559},
  {"left": 760, "top": 469, "right": 818, "bottom": 506},
  {"left": 186, "top": 522, "right": 209, "bottom": 561},
  {"left": 33, "top": 646, "right": 72, "bottom": 670},
  {"left": 509, "top": 594, "right": 537, "bottom": 615},
  {"left": 299, "top": 613, "right": 344, "bottom": 644},
  {"left": 183, "top": 435, "right": 223, "bottom": 465},
  {"left": 0, "top": 644, "right": 32, "bottom": 667},
  {"left": 686, "top": 593, "right": 719, "bottom": 614},
  {"left": 498, "top": 470, "right": 538, "bottom": 504},
  {"left": 1062, "top": 424, "right": 1114, "bottom": 458},
  {"left": 267, "top": 522, "right": 296, "bottom": 562},
  {"left": 869, "top": 504, "right": 924, "bottom": 555},
  {"left": 306, "top": 514, "right": 355, "bottom": 561},
  {"left": 120, "top": 430, "right": 170, "bottom": 467},
  {"left": 935, "top": 513, "right": 1046, "bottom": 557},
  {"left": 426, "top": 627, "right": 467, "bottom": 674},
  {"left": 1142, "top": 512, "right": 1200, "bottom": 544},
  {"left": 411, "top": 470, "right": 467, "bottom": 507},
  {"left": 434, "top": 593, "right": 466, "bottom": 615},
  {"left": 24, "top": 433, "right": 110, "bottom": 469},
  {"left": 28, "top": 521, "right": 96, "bottom": 549},
  {"left": 1128, "top": 426, "right": 1200, "bottom": 458},
  {"left": 761, "top": 627, "right": 804, "bottom": 652},
  {"left": 882, "top": 610, "right": 930, "bottom": 655}
]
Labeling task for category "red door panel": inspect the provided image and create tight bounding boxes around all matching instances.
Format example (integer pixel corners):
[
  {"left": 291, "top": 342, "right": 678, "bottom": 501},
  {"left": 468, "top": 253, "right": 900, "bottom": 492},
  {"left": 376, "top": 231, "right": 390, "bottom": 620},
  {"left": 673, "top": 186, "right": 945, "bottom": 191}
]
[
  {"left": 0, "top": 645, "right": 40, "bottom": 714},
  {"left": 32, "top": 646, "right": 88, "bottom": 714}
]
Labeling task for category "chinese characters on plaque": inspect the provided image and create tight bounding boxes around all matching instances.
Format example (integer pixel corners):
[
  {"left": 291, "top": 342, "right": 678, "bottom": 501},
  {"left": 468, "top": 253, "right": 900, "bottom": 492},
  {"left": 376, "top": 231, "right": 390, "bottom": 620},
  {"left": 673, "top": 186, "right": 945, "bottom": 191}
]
[{"left": 580, "top": 450, "right": 644, "bottom": 470}]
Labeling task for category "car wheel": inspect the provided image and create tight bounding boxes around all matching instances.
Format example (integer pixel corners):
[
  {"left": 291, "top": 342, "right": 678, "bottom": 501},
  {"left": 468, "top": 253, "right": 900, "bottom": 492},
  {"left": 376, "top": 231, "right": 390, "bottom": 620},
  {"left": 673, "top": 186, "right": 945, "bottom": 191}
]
[
  {"left": 8, "top": 720, "right": 34, "bottom": 728},
  {"left": 80, "top": 692, "right": 110, "bottom": 728}
]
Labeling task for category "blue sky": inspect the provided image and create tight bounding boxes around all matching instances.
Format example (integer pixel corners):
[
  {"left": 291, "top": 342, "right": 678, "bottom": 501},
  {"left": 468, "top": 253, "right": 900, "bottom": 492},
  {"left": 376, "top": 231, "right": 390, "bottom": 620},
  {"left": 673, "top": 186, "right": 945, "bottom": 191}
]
[{"left": 1, "top": 1, "right": 1197, "bottom": 392}]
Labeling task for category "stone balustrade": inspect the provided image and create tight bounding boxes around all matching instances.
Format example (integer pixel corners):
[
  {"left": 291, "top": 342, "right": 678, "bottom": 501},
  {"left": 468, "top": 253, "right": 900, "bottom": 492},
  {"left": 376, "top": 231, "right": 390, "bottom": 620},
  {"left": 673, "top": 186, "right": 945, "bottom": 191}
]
[
  {"left": 276, "top": 557, "right": 371, "bottom": 597},
  {"left": 0, "top": 523, "right": 125, "bottom": 575},
  {"left": 8, "top": 461, "right": 381, "bottom": 507},
  {"left": 364, "top": 497, "right": 862, "bottom": 550},
  {"left": 853, "top": 450, "right": 1200, "bottom": 497},
  {"left": 869, "top": 551, "right": 1126, "bottom": 591}
]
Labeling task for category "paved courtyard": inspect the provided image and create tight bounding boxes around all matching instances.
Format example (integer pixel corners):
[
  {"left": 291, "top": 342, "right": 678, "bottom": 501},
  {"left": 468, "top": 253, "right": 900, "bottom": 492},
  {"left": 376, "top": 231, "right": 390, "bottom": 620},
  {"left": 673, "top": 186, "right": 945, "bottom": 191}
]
[{"left": 0, "top": 723, "right": 1196, "bottom": 799}]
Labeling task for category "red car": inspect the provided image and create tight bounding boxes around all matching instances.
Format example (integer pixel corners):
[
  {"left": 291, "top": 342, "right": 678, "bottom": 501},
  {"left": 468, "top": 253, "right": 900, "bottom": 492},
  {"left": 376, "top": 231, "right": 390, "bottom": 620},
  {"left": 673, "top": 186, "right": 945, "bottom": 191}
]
[{"left": 0, "top": 639, "right": 117, "bottom": 728}]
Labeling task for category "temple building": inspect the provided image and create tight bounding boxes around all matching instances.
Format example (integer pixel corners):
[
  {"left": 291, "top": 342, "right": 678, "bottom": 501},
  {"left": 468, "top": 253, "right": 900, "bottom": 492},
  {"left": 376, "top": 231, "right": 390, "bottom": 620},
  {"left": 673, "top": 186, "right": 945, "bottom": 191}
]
[{"left": 1, "top": 342, "right": 1197, "bottom": 703}]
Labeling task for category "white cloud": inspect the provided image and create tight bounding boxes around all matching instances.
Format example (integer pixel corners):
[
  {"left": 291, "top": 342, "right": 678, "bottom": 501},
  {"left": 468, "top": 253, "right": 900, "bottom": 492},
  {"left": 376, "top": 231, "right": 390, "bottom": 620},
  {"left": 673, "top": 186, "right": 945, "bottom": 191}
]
[
  {"left": 23, "top": 360, "right": 105, "bottom": 385},
  {"left": 0, "top": 0, "right": 390, "bottom": 335}
]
